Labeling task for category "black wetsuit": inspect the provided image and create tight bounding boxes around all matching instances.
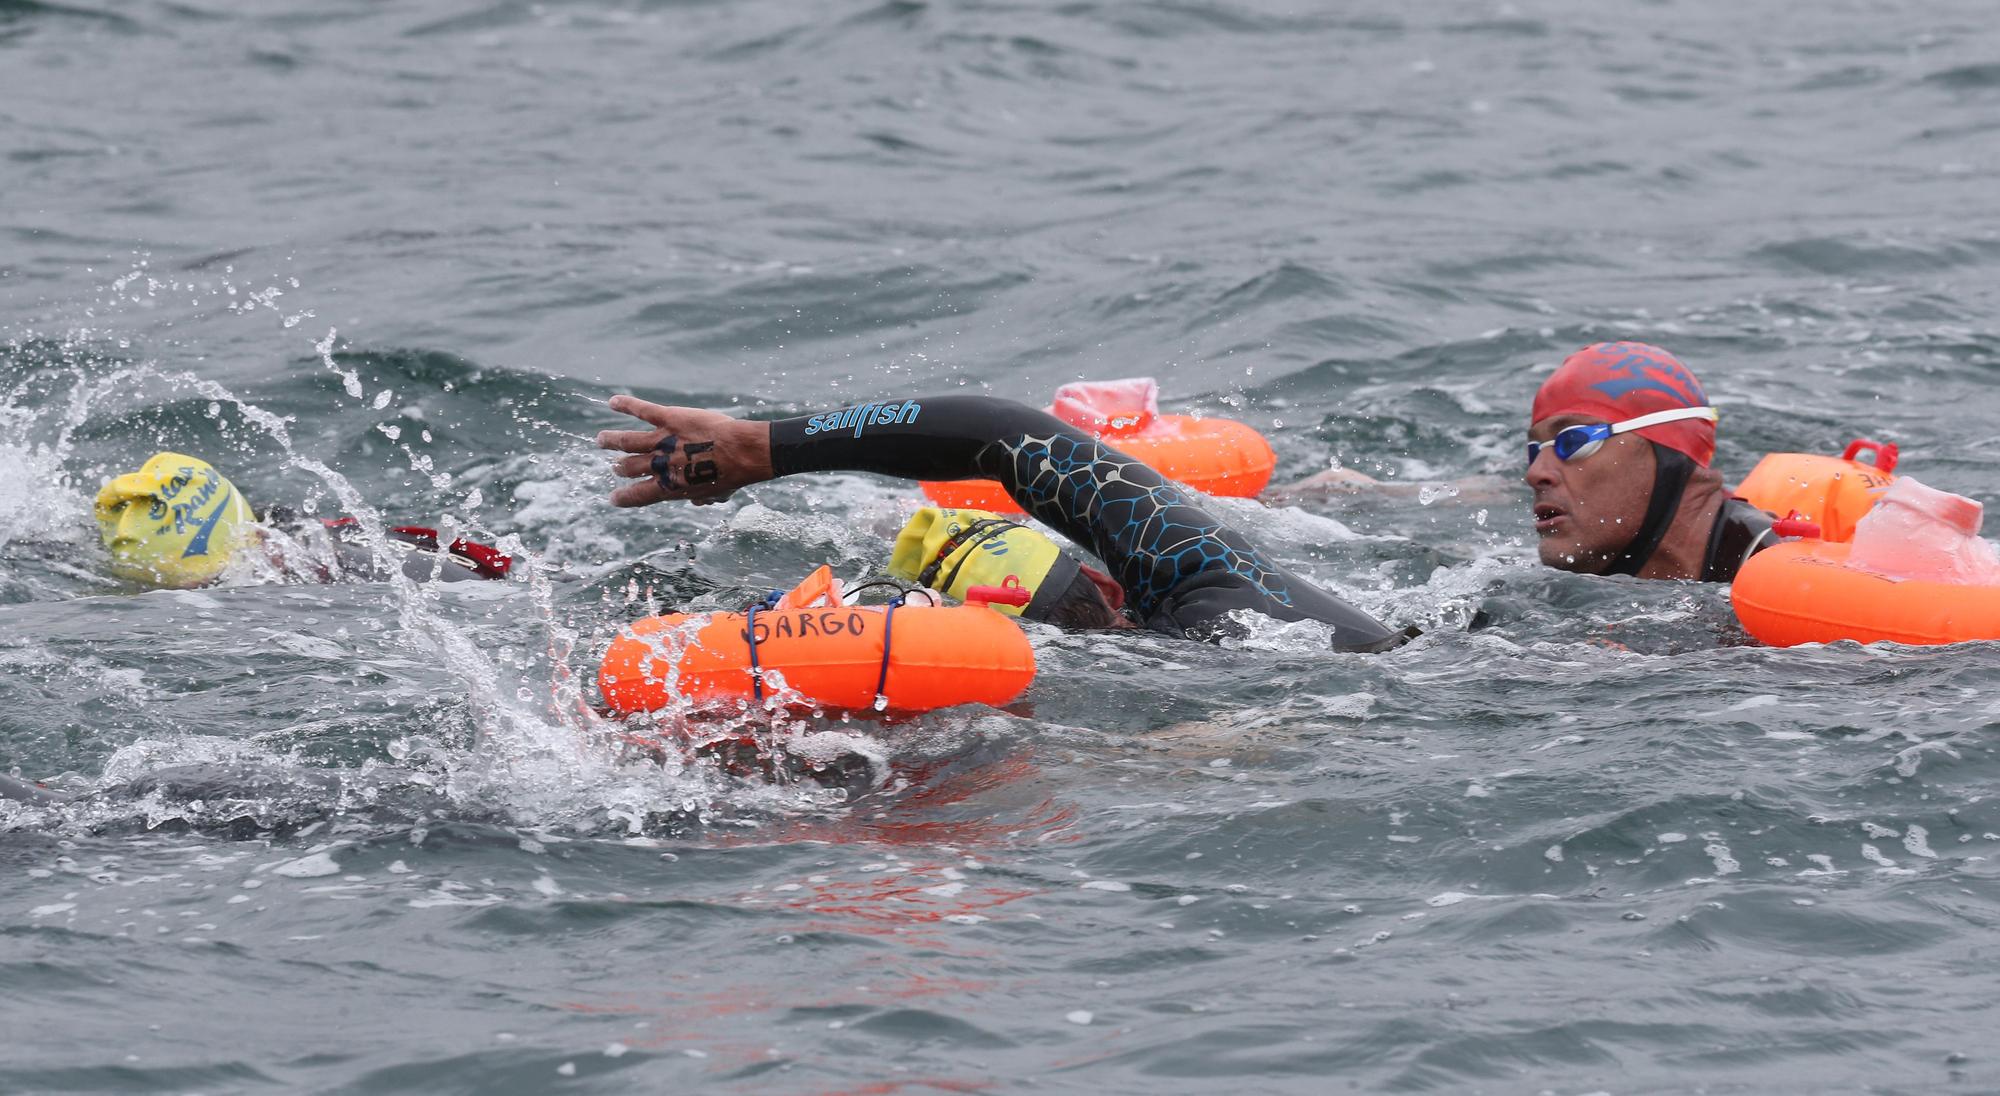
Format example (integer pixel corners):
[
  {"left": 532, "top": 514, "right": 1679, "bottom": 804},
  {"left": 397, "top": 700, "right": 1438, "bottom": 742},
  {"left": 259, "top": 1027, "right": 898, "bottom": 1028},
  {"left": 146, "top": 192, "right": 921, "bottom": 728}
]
[
  {"left": 1702, "top": 498, "right": 1776, "bottom": 582},
  {"left": 1611, "top": 444, "right": 1776, "bottom": 583},
  {"left": 770, "top": 396, "right": 1407, "bottom": 652}
]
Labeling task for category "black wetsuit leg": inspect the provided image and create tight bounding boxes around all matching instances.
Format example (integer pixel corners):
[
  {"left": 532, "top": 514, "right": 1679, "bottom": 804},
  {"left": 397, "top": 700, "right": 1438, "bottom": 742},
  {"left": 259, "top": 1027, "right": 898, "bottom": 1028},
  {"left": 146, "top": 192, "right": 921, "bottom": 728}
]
[
  {"left": 1, "top": 773, "right": 70, "bottom": 806},
  {"left": 770, "top": 396, "right": 1406, "bottom": 651}
]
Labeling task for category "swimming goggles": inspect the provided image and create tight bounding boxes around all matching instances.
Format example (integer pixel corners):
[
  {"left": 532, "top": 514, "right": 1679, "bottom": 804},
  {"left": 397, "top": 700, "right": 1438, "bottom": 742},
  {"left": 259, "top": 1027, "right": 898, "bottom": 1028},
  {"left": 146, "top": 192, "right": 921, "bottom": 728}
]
[{"left": 1526, "top": 406, "right": 1718, "bottom": 469}]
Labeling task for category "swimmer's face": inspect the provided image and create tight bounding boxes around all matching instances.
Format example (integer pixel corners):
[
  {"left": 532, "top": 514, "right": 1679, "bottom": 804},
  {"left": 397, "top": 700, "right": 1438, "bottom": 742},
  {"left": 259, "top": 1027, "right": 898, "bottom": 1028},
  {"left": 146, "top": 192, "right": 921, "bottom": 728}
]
[
  {"left": 1043, "top": 568, "right": 1136, "bottom": 631},
  {"left": 1524, "top": 414, "right": 1657, "bottom": 573}
]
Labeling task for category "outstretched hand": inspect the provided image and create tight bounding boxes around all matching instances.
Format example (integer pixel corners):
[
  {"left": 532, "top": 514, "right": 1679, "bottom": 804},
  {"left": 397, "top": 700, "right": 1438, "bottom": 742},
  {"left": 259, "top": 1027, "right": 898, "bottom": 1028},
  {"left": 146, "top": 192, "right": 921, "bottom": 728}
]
[{"left": 595, "top": 394, "right": 773, "bottom": 507}]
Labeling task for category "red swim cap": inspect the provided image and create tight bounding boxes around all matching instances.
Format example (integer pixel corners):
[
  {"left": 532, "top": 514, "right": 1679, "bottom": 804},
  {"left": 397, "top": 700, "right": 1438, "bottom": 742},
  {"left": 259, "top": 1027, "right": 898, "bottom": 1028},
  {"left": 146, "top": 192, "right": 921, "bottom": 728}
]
[{"left": 1530, "top": 342, "right": 1716, "bottom": 467}]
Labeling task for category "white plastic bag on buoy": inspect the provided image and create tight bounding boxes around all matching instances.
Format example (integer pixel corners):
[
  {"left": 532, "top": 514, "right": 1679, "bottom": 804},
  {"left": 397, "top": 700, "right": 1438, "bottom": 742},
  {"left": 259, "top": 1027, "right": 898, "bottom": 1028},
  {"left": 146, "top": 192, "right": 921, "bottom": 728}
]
[
  {"left": 1050, "top": 377, "right": 1158, "bottom": 434},
  {"left": 1846, "top": 477, "right": 2000, "bottom": 584}
]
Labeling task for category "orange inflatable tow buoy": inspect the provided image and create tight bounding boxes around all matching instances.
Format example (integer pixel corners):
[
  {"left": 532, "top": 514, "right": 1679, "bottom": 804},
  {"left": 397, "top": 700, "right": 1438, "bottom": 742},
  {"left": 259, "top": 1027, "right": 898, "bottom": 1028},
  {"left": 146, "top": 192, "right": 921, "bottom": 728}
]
[
  {"left": 924, "top": 415, "right": 1276, "bottom": 514},
  {"left": 920, "top": 377, "right": 1276, "bottom": 515},
  {"left": 1730, "top": 539, "right": 2000, "bottom": 647},
  {"left": 598, "top": 569, "right": 1036, "bottom": 714},
  {"left": 1734, "top": 439, "right": 1897, "bottom": 542}
]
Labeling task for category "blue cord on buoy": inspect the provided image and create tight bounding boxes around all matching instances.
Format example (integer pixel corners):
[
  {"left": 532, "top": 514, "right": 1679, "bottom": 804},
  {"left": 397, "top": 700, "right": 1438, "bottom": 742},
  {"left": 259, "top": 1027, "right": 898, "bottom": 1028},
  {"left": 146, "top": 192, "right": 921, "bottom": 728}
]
[{"left": 745, "top": 602, "right": 763, "bottom": 701}]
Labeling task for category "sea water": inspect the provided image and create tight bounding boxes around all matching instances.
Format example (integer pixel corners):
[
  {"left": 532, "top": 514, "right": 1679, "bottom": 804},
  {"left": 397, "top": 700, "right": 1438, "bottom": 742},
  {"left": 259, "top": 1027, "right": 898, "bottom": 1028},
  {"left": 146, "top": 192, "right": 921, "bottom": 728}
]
[{"left": 4, "top": 1, "right": 1999, "bottom": 1092}]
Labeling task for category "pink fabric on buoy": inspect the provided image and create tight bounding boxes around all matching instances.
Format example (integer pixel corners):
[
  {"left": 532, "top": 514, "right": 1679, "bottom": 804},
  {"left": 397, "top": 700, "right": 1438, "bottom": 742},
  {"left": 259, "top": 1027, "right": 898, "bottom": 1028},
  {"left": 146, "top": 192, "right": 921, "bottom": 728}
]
[
  {"left": 1846, "top": 477, "right": 2000, "bottom": 585},
  {"left": 1050, "top": 377, "right": 1158, "bottom": 435}
]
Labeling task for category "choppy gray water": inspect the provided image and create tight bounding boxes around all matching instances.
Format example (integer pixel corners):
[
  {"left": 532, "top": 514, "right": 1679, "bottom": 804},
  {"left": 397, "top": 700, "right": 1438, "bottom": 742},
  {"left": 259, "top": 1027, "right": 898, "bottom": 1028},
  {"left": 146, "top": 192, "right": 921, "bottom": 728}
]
[{"left": 5, "top": 1, "right": 2000, "bottom": 1092}]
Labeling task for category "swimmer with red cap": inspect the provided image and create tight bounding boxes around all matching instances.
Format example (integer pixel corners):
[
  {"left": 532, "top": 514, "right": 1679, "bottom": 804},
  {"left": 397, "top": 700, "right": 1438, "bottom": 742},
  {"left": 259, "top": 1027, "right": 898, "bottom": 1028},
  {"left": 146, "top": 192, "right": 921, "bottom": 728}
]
[{"left": 1527, "top": 342, "right": 1773, "bottom": 580}]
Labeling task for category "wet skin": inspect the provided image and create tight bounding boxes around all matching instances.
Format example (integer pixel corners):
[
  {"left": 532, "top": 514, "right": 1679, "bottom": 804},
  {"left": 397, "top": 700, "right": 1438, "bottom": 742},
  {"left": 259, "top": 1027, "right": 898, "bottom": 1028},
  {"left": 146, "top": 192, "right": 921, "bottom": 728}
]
[
  {"left": 1524, "top": 413, "right": 1658, "bottom": 574},
  {"left": 596, "top": 394, "right": 773, "bottom": 506}
]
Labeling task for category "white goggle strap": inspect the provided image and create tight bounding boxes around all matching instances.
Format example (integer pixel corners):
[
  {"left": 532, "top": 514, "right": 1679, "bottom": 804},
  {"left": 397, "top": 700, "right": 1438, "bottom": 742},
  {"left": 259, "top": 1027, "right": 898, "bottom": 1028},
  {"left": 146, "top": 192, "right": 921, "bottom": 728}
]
[{"left": 1607, "top": 405, "right": 1718, "bottom": 437}]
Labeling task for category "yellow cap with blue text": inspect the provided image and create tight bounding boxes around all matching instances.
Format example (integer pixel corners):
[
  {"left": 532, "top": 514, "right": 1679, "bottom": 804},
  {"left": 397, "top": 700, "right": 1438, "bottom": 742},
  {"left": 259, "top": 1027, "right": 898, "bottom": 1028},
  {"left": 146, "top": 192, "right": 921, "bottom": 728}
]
[
  {"left": 94, "top": 452, "right": 255, "bottom": 588},
  {"left": 887, "top": 507, "right": 1080, "bottom": 620}
]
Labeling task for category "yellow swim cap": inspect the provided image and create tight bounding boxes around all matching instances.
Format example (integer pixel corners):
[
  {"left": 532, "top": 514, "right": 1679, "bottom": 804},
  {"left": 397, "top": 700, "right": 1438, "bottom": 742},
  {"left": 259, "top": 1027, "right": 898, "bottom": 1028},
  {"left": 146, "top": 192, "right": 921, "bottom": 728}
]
[
  {"left": 887, "top": 507, "right": 1081, "bottom": 619},
  {"left": 94, "top": 452, "right": 255, "bottom": 588}
]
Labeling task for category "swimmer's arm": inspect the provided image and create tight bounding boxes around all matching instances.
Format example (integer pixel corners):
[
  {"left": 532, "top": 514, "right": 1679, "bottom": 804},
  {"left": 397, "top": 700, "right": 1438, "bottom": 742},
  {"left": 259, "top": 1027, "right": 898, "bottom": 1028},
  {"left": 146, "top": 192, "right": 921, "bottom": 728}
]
[
  {"left": 596, "top": 392, "right": 1138, "bottom": 590},
  {"left": 1268, "top": 466, "right": 1386, "bottom": 497},
  {"left": 1265, "top": 469, "right": 1517, "bottom": 504},
  {"left": 597, "top": 394, "right": 1078, "bottom": 508},
  {"left": 598, "top": 395, "right": 1404, "bottom": 645}
]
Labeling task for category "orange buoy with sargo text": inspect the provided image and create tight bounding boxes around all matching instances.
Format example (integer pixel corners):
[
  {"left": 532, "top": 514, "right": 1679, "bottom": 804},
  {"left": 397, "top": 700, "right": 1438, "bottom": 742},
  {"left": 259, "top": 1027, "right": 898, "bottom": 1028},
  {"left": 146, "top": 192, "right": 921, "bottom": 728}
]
[{"left": 598, "top": 567, "right": 1037, "bottom": 714}]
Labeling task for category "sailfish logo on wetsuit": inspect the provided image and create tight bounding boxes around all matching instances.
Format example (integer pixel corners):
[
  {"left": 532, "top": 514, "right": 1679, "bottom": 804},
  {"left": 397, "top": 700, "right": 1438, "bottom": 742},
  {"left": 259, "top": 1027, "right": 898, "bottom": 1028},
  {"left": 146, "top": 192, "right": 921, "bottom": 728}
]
[
  {"left": 1586, "top": 343, "right": 1708, "bottom": 407},
  {"left": 802, "top": 401, "right": 922, "bottom": 438}
]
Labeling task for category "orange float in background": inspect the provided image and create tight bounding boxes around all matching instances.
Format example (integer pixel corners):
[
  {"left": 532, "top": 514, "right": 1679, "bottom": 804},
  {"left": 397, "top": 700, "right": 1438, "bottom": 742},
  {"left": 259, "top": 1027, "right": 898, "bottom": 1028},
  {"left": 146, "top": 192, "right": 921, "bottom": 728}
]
[
  {"left": 1730, "top": 539, "right": 2000, "bottom": 647},
  {"left": 1734, "top": 439, "right": 1897, "bottom": 542},
  {"left": 920, "top": 377, "right": 1277, "bottom": 515},
  {"left": 597, "top": 568, "right": 1036, "bottom": 715}
]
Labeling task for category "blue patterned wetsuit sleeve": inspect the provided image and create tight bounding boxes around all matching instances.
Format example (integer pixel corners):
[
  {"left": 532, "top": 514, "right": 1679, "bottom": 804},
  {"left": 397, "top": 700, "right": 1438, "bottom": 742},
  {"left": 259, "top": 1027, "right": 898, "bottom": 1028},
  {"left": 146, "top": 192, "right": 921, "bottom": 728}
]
[{"left": 768, "top": 397, "right": 1407, "bottom": 651}]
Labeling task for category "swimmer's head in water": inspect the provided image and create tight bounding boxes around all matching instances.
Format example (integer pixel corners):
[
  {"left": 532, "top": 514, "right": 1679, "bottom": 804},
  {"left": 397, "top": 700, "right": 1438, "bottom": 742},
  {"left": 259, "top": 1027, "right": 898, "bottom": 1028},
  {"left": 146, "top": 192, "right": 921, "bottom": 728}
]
[
  {"left": 888, "top": 507, "right": 1127, "bottom": 628},
  {"left": 1526, "top": 344, "right": 1714, "bottom": 574},
  {"left": 1530, "top": 342, "right": 1715, "bottom": 466},
  {"left": 94, "top": 452, "right": 256, "bottom": 588}
]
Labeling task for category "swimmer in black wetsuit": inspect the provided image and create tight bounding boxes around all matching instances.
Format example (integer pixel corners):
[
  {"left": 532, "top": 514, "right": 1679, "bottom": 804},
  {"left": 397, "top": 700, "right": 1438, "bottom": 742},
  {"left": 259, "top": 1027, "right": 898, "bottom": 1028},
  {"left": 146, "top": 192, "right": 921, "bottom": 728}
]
[{"left": 595, "top": 394, "right": 1410, "bottom": 652}]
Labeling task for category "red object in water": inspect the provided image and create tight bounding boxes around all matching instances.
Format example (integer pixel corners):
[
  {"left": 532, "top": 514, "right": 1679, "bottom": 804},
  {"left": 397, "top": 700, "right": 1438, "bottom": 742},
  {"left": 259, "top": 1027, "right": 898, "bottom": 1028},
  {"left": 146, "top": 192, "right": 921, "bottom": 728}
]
[{"left": 388, "top": 525, "right": 513, "bottom": 578}]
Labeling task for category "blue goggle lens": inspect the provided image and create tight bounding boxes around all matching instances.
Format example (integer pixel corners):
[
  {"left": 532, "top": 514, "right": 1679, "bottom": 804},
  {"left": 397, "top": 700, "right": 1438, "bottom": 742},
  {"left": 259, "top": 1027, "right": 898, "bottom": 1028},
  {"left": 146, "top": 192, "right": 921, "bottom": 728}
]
[{"left": 1526, "top": 424, "right": 1612, "bottom": 470}]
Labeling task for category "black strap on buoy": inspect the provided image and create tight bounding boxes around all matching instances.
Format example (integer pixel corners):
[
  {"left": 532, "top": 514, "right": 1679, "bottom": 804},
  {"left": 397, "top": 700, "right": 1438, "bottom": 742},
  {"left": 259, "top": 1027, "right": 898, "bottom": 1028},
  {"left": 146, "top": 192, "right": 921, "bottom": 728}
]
[
  {"left": 873, "top": 595, "right": 904, "bottom": 707},
  {"left": 842, "top": 578, "right": 928, "bottom": 603},
  {"left": 919, "top": 518, "right": 1020, "bottom": 589}
]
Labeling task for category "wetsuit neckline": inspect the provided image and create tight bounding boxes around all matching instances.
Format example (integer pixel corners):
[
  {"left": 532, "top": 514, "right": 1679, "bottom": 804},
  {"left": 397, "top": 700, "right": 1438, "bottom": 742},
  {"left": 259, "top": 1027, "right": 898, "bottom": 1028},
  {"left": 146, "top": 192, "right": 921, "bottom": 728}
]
[{"left": 1700, "top": 497, "right": 1777, "bottom": 583}]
